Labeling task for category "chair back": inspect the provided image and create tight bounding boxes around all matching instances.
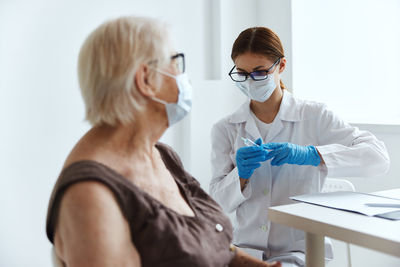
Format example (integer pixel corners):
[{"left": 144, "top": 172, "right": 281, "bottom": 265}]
[
  {"left": 321, "top": 178, "right": 355, "bottom": 267},
  {"left": 322, "top": 178, "right": 355, "bottom": 193}
]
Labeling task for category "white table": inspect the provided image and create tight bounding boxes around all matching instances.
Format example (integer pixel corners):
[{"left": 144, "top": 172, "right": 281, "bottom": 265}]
[{"left": 268, "top": 189, "right": 400, "bottom": 267}]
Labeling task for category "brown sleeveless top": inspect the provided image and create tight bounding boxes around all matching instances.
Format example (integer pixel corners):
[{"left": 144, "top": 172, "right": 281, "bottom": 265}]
[{"left": 46, "top": 142, "right": 234, "bottom": 267}]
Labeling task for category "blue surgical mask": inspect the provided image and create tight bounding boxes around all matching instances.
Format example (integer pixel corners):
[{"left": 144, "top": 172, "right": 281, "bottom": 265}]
[
  {"left": 151, "top": 70, "right": 192, "bottom": 126},
  {"left": 235, "top": 72, "right": 277, "bottom": 102}
]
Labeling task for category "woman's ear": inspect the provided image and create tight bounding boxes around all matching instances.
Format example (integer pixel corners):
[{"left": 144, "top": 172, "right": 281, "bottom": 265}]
[
  {"left": 278, "top": 58, "right": 287, "bottom": 74},
  {"left": 135, "top": 64, "right": 157, "bottom": 98}
]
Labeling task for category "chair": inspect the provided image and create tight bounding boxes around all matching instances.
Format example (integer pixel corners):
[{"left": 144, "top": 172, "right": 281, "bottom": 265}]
[
  {"left": 51, "top": 247, "right": 64, "bottom": 267},
  {"left": 321, "top": 178, "right": 355, "bottom": 193},
  {"left": 321, "top": 178, "right": 355, "bottom": 267}
]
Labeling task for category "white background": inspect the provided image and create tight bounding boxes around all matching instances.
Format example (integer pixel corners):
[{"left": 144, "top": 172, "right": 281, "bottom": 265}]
[
  {"left": 292, "top": 0, "right": 400, "bottom": 124},
  {"left": 1, "top": 0, "right": 399, "bottom": 266}
]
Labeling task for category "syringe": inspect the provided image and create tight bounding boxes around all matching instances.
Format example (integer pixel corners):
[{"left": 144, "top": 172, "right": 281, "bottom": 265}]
[{"left": 240, "top": 137, "right": 260, "bottom": 147}]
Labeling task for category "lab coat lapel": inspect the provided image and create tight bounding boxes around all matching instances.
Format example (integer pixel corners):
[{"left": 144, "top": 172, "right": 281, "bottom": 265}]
[
  {"left": 231, "top": 91, "right": 301, "bottom": 142},
  {"left": 230, "top": 100, "right": 262, "bottom": 141},
  {"left": 265, "top": 90, "right": 298, "bottom": 142},
  {"left": 245, "top": 115, "right": 262, "bottom": 141}
]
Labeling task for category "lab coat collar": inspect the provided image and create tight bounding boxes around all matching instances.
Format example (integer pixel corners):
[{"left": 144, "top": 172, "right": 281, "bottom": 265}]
[
  {"left": 278, "top": 90, "right": 302, "bottom": 122},
  {"left": 227, "top": 100, "right": 261, "bottom": 141},
  {"left": 228, "top": 90, "right": 302, "bottom": 124}
]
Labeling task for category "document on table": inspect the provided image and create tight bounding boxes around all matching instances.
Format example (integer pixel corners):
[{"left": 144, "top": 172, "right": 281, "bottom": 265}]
[{"left": 290, "top": 191, "right": 400, "bottom": 220}]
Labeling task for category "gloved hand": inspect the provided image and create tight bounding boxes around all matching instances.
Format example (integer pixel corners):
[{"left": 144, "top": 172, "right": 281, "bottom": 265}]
[
  {"left": 262, "top": 142, "right": 321, "bottom": 166},
  {"left": 236, "top": 138, "right": 267, "bottom": 179}
]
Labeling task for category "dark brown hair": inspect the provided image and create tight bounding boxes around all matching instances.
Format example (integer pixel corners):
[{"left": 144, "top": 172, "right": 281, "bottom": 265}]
[{"left": 231, "top": 27, "right": 285, "bottom": 89}]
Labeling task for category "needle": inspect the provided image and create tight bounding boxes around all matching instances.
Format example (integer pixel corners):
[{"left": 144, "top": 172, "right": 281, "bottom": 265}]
[{"left": 241, "top": 137, "right": 260, "bottom": 147}]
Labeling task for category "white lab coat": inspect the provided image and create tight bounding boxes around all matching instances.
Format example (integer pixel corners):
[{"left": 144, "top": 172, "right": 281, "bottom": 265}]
[{"left": 209, "top": 90, "right": 390, "bottom": 264}]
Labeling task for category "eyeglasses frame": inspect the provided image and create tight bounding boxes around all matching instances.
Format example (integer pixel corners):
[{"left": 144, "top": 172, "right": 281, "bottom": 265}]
[
  {"left": 228, "top": 57, "right": 282, "bottom": 82},
  {"left": 148, "top": 53, "right": 185, "bottom": 74}
]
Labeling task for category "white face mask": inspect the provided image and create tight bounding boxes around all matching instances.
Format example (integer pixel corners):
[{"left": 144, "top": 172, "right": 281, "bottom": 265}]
[
  {"left": 235, "top": 71, "right": 277, "bottom": 102},
  {"left": 151, "top": 70, "right": 192, "bottom": 126}
]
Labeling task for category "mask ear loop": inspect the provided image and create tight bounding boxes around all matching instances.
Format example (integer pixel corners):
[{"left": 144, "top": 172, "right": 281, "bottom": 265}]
[
  {"left": 266, "top": 59, "right": 281, "bottom": 83},
  {"left": 148, "top": 65, "right": 176, "bottom": 79},
  {"left": 151, "top": 96, "right": 168, "bottom": 105},
  {"left": 147, "top": 67, "right": 178, "bottom": 105}
]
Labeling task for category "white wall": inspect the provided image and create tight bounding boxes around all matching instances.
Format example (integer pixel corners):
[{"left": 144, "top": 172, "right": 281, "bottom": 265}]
[
  {"left": 291, "top": 0, "right": 400, "bottom": 125},
  {"left": 1, "top": 0, "right": 399, "bottom": 266},
  {"left": 0, "top": 0, "right": 210, "bottom": 266}
]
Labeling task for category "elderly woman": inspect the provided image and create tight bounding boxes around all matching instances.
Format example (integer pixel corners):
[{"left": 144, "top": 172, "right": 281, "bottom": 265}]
[{"left": 46, "top": 16, "right": 281, "bottom": 267}]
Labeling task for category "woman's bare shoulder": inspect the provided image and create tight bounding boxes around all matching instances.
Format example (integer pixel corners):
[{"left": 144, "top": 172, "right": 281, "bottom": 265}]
[
  {"left": 62, "top": 132, "right": 104, "bottom": 169},
  {"left": 55, "top": 181, "right": 141, "bottom": 266}
]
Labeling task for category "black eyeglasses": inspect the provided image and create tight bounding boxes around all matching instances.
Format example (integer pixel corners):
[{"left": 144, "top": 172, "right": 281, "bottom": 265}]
[
  {"left": 229, "top": 58, "right": 281, "bottom": 82},
  {"left": 148, "top": 53, "right": 185, "bottom": 74},
  {"left": 171, "top": 53, "right": 185, "bottom": 74}
]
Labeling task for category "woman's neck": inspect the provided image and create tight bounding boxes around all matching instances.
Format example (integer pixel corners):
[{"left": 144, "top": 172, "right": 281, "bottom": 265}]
[
  {"left": 93, "top": 113, "right": 166, "bottom": 160},
  {"left": 250, "top": 88, "right": 283, "bottom": 124},
  {"left": 65, "top": 104, "right": 168, "bottom": 169}
]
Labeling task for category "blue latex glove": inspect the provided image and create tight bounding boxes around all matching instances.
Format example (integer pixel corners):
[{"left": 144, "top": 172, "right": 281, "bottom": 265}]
[
  {"left": 263, "top": 142, "right": 321, "bottom": 166},
  {"left": 236, "top": 138, "right": 267, "bottom": 179}
]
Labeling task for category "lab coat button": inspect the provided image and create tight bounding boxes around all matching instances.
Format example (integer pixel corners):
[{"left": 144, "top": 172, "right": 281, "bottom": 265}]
[
  {"left": 261, "top": 225, "right": 268, "bottom": 232},
  {"left": 215, "top": 223, "right": 223, "bottom": 232},
  {"left": 263, "top": 189, "right": 269, "bottom": 195}
]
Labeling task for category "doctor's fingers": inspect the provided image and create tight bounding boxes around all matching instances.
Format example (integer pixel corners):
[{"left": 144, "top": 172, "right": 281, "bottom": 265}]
[
  {"left": 262, "top": 142, "right": 285, "bottom": 150},
  {"left": 270, "top": 153, "right": 289, "bottom": 166},
  {"left": 241, "top": 155, "right": 267, "bottom": 165},
  {"left": 237, "top": 145, "right": 263, "bottom": 154},
  {"left": 237, "top": 150, "right": 266, "bottom": 159},
  {"left": 241, "top": 162, "right": 261, "bottom": 170},
  {"left": 264, "top": 147, "right": 287, "bottom": 161},
  {"left": 254, "top": 138, "right": 263, "bottom": 146}
]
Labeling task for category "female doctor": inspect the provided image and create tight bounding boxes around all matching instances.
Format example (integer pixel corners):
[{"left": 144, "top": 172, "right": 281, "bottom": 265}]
[{"left": 209, "top": 27, "right": 390, "bottom": 266}]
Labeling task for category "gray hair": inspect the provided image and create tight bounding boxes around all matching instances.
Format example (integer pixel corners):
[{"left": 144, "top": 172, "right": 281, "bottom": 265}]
[{"left": 78, "top": 16, "right": 171, "bottom": 126}]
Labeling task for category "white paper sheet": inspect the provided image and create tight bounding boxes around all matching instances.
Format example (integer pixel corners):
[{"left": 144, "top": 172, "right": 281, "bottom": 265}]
[{"left": 290, "top": 191, "right": 400, "bottom": 216}]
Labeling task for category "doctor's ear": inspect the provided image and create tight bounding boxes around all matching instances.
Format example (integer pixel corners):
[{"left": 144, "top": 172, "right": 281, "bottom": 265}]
[
  {"left": 278, "top": 58, "right": 287, "bottom": 74},
  {"left": 135, "top": 63, "right": 157, "bottom": 98}
]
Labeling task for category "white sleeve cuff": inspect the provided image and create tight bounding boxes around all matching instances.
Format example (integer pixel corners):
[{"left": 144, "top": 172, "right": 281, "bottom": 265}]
[
  {"left": 235, "top": 246, "right": 264, "bottom": 261},
  {"left": 211, "top": 167, "right": 253, "bottom": 213},
  {"left": 241, "top": 179, "right": 252, "bottom": 199},
  {"left": 315, "top": 144, "right": 347, "bottom": 177}
]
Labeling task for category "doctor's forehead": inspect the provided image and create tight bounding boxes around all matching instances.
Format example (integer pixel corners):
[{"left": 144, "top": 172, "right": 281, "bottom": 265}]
[{"left": 234, "top": 53, "right": 273, "bottom": 71}]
